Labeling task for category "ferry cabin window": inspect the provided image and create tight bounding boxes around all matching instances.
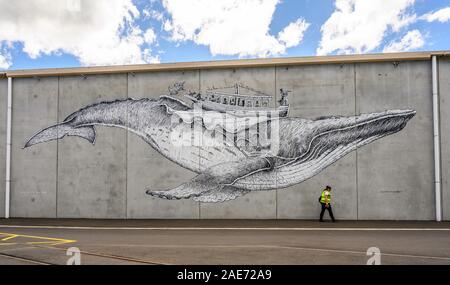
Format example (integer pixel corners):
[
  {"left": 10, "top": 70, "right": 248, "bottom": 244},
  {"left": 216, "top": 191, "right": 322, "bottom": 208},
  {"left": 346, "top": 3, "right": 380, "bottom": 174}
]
[
  {"left": 223, "top": 97, "right": 228, "bottom": 104},
  {"left": 230, "top": 97, "right": 236, "bottom": 105},
  {"left": 262, "top": 100, "right": 268, "bottom": 107},
  {"left": 255, "top": 100, "right": 260, "bottom": 107},
  {"left": 246, "top": 101, "right": 252, "bottom": 107},
  {"left": 239, "top": 99, "right": 245, "bottom": 106}
]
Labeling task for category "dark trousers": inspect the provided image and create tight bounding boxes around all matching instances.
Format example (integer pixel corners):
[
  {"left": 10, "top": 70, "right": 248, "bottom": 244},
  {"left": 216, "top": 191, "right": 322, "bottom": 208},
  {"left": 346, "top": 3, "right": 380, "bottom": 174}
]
[{"left": 320, "top": 203, "right": 335, "bottom": 221}]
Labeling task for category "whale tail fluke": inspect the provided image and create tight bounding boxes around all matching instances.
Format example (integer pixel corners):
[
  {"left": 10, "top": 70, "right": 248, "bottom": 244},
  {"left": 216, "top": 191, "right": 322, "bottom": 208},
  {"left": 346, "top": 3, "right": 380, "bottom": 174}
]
[{"left": 24, "top": 122, "right": 96, "bottom": 148}]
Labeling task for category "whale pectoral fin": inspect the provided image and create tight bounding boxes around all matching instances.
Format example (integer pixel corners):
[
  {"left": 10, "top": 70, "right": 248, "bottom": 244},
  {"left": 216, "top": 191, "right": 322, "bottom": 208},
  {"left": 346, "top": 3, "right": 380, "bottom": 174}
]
[
  {"left": 192, "top": 186, "right": 250, "bottom": 203},
  {"left": 24, "top": 122, "right": 96, "bottom": 148},
  {"left": 146, "top": 181, "right": 220, "bottom": 200},
  {"left": 146, "top": 156, "right": 271, "bottom": 200}
]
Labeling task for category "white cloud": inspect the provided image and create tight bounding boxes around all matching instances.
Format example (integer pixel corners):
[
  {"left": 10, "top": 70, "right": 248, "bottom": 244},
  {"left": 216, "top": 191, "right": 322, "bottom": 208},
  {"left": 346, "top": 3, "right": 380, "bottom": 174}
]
[
  {"left": 317, "top": 0, "right": 416, "bottom": 55},
  {"left": 0, "top": 52, "right": 11, "bottom": 70},
  {"left": 420, "top": 7, "right": 450, "bottom": 23},
  {"left": 144, "top": 28, "right": 157, "bottom": 44},
  {"left": 143, "top": 8, "right": 165, "bottom": 21},
  {"left": 0, "top": 43, "right": 12, "bottom": 69},
  {"left": 163, "top": 19, "right": 173, "bottom": 32},
  {"left": 0, "top": 0, "right": 159, "bottom": 66},
  {"left": 278, "top": 18, "right": 310, "bottom": 48},
  {"left": 162, "top": 0, "right": 309, "bottom": 57},
  {"left": 383, "top": 29, "right": 424, "bottom": 53},
  {"left": 143, "top": 48, "right": 160, "bottom": 63}
]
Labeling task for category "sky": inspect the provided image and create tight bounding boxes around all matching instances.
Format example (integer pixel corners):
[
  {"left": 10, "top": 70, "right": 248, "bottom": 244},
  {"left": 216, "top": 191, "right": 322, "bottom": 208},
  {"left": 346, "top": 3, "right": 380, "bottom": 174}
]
[{"left": 0, "top": 0, "right": 450, "bottom": 71}]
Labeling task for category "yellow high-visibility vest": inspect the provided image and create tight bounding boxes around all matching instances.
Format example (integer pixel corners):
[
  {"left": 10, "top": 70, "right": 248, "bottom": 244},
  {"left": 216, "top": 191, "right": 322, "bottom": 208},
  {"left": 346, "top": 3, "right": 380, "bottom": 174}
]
[{"left": 320, "top": 190, "right": 331, "bottom": 204}]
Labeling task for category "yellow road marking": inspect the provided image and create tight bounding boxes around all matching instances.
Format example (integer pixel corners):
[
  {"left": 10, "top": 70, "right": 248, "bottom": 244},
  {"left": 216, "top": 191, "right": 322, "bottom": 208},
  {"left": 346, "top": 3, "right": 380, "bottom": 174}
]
[
  {"left": 0, "top": 232, "right": 75, "bottom": 246},
  {"left": 28, "top": 239, "right": 75, "bottom": 246},
  {"left": 1, "top": 234, "right": 18, "bottom": 241}
]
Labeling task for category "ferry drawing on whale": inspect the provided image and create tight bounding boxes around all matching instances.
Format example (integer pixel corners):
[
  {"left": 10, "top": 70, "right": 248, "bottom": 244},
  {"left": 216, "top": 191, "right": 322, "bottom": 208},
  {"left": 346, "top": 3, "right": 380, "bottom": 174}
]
[
  {"left": 24, "top": 82, "right": 416, "bottom": 203},
  {"left": 184, "top": 82, "right": 290, "bottom": 117}
]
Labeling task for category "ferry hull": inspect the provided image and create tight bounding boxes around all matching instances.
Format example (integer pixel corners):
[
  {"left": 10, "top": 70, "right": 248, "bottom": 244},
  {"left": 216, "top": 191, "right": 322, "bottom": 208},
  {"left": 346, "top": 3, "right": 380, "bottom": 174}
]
[{"left": 186, "top": 95, "right": 289, "bottom": 117}]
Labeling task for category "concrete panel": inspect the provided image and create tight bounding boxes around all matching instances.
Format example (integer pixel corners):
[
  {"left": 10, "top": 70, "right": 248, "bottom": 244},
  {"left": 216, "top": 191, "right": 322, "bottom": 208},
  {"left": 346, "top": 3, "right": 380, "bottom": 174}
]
[
  {"left": 199, "top": 67, "right": 277, "bottom": 219},
  {"left": 127, "top": 71, "right": 200, "bottom": 218},
  {"left": 276, "top": 64, "right": 357, "bottom": 220},
  {"left": 11, "top": 77, "right": 58, "bottom": 217},
  {"left": 57, "top": 74, "right": 127, "bottom": 218},
  {"left": 439, "top": 58, "right": 450, "bottom": 220},
  {"left": 356, "top": 61, "right": 434, "bottom": 220},
  {"left": 0, "top": 78, "right": 7, "bottom": 218}
]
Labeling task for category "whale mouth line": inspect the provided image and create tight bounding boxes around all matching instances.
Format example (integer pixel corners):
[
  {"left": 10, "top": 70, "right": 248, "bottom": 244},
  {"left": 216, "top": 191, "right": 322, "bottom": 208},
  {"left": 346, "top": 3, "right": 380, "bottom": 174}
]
[{"left": 284, "top": 109, "right": 416, "bottom": 167}]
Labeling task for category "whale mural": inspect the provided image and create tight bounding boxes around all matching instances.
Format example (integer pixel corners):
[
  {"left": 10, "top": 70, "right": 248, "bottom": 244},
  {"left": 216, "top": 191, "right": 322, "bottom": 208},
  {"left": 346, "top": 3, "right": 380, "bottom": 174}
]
[{"left": 24, "top": 82, "right": 415, "bottom": 203}]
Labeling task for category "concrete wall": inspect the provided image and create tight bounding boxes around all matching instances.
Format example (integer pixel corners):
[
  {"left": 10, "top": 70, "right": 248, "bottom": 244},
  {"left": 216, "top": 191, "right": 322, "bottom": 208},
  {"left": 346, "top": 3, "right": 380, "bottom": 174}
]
[
  {"left": 440, "top": 58, "right": 450, "bottom": 220},
  {"left": 127, "top": 71, "right": 200, "bottom": 218},
  {"left": 199, "top": 67, "right": 277, "bottom": 219},
  {"left": 276, "top": 64, "right": 357, "bottom": 219},
  {"left": 11, "top": 77, "right": 58, "bottom": 217},
  {"left": 57, "top": 74, "right": 128, "bottom": 218},
  {"left": 356, "top": 61, "right": 434, "bottom": 220},
  {"left": 0, "top": 78, "right": 6, "bottom": 218},
  {"left": 2, "top": 57, "right": 447, "bottom": 220}
]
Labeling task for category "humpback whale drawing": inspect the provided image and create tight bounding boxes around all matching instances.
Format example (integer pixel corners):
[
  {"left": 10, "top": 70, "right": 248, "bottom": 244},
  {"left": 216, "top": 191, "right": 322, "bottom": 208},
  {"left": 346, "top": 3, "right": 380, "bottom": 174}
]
[{"left": 24, "top": 86, "right": 415, "bottom": 203}]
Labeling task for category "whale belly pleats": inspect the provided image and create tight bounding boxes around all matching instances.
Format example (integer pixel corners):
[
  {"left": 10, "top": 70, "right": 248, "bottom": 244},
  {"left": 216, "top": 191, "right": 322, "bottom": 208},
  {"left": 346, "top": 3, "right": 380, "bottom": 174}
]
[{"left": 236, "top": 143, "right": 357, "bottom": 190}]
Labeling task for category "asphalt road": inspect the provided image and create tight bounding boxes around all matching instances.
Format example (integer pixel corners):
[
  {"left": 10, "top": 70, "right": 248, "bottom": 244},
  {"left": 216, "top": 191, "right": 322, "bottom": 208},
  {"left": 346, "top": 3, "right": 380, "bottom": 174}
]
[{"left": 1, "top": 219, "right": 449, "bottom": 265}]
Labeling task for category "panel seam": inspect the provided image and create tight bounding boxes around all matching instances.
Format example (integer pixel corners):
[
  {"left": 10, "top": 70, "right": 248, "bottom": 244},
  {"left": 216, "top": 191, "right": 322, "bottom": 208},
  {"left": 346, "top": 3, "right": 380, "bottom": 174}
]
[
  {"left": 198, "top": 69, "right": 202, "bottom": 220},
  {"left": 56, "top": 76, "right": 59, "bottom": 218},
  {"left": 125, "top": 73, "right": 128, "bottom": 219},
  {"left": 274, "top": 66, "right": 278, "bottom": 219}
]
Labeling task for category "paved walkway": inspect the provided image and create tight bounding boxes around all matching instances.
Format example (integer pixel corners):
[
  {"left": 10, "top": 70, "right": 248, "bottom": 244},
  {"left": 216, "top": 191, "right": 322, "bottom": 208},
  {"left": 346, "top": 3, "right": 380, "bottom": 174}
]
[{"left": 1, "top": 219, "right": 449, "bottom": 265}]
